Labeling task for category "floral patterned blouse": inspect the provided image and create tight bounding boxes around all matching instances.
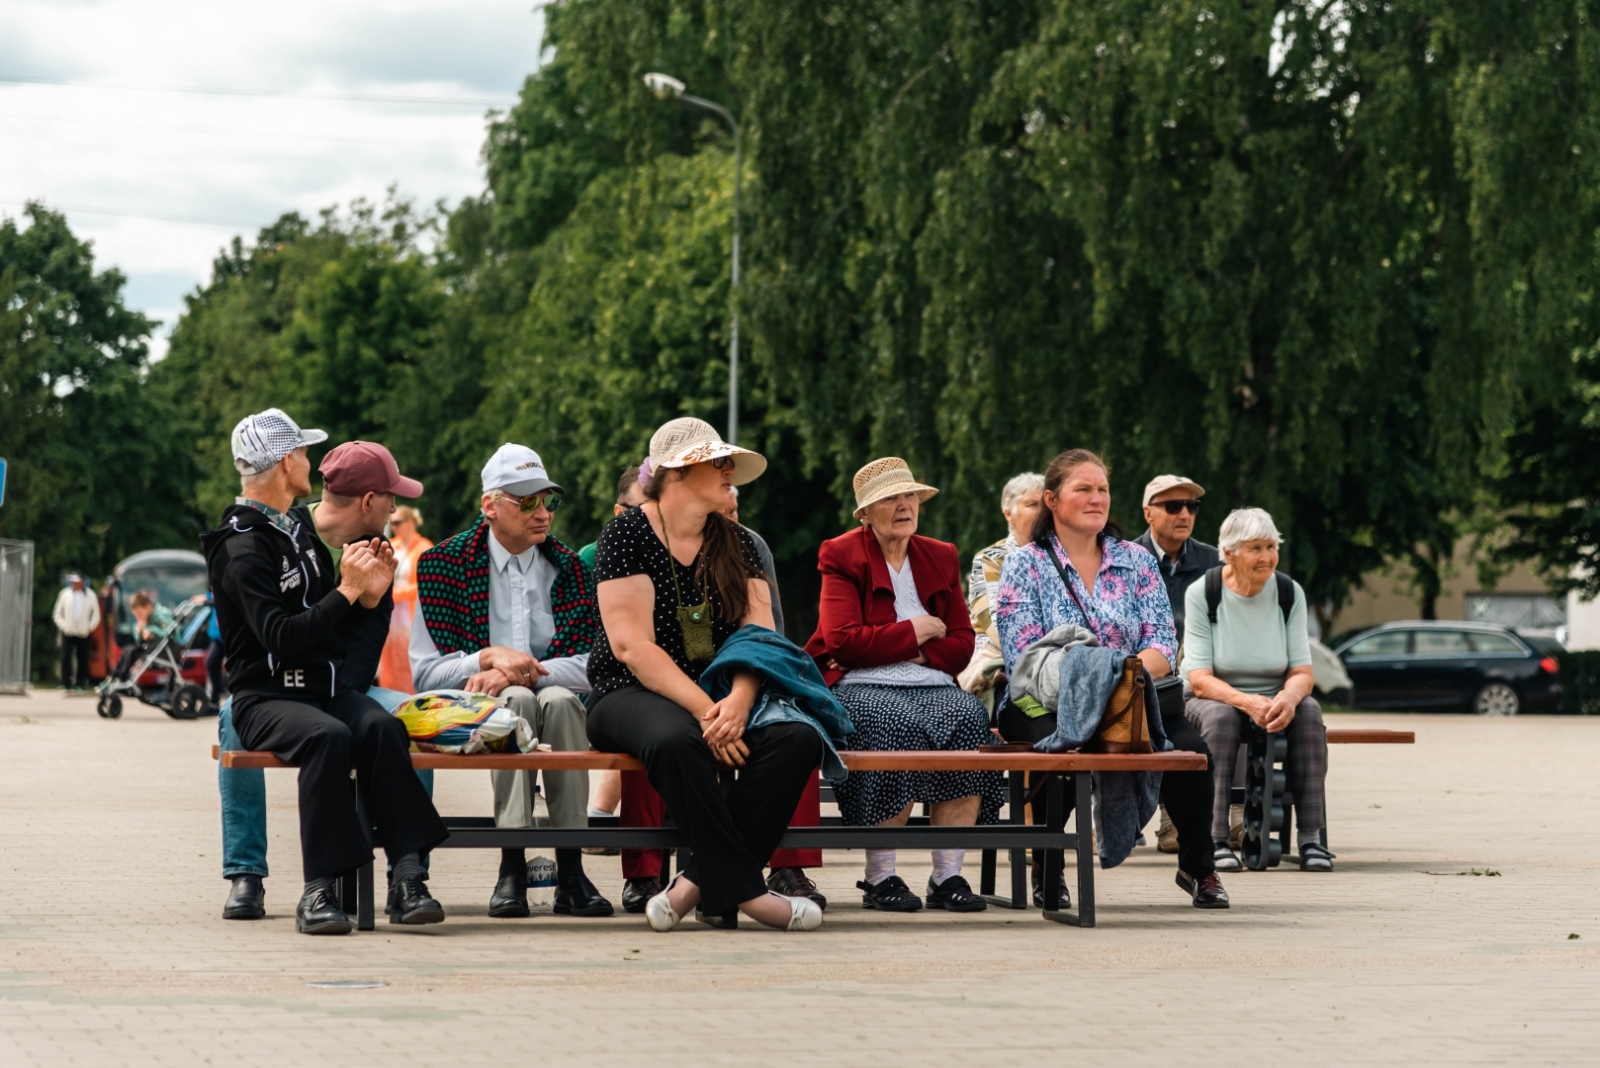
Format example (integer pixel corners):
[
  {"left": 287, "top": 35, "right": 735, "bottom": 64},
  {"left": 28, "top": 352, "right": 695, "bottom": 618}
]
[{"left": 994, "top": 533, "right": 1178, "bottom": 674}]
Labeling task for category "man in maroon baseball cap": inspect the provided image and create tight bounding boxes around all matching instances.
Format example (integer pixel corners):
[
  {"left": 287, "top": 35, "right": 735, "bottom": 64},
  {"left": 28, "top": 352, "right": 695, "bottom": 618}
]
[{"left": 321, "top": 441, "right": 425, "bottom": 500}]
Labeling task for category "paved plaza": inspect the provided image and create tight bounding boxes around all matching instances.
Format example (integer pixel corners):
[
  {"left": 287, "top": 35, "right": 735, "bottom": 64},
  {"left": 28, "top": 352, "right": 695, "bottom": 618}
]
[{"left": 0, "top": 689, "right": 1595, "bottom": 1066}]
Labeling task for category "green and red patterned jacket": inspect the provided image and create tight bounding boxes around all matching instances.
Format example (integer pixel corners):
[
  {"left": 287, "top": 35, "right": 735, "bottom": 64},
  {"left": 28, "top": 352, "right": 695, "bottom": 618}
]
[{"left": 415, "top": 519, "right": 596, "bottom": 658}]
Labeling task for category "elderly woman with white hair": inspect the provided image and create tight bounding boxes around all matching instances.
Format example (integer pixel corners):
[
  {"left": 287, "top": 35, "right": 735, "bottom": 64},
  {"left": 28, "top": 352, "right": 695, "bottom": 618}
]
[
  {"left": 1181, "top": 507, "right": 1332, "bottom": 872},
  {"left": 958, "top": 472, "right": 1045, "bottom": 700}
]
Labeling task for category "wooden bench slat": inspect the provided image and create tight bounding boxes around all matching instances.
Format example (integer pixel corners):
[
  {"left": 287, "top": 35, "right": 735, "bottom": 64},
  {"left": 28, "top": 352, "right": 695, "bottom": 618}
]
[
  {"left": 212, "top": 745, "right": 1204, "bottom": 773},
  {"left": 1326, "top": 729, "right": 1414, "bottom": 744}
]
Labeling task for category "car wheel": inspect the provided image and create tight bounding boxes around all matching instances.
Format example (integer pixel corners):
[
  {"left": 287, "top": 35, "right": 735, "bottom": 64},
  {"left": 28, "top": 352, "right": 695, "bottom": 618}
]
[{"left": 1473, "top": 681, "right": 1520, "bottom": 717}]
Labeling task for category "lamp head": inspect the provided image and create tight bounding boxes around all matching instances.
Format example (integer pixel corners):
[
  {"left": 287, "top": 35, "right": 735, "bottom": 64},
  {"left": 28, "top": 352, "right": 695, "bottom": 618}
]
[{"left": 643, "top": 72, "right": 686, "bottom": 99}]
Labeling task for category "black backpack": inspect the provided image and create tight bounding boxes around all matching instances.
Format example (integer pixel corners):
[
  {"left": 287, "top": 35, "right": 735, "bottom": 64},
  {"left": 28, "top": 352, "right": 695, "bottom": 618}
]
[{"left": 1203, "top": 566, "right": 1294, "bottom": 627}]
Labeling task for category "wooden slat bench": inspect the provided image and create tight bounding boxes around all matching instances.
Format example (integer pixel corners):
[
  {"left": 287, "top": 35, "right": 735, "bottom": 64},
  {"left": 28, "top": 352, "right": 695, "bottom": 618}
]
[
  {"left": 212, "top": 746, "right": 1205, "bottom": 930},
  {"left": 1226, "top": 727, "right": 1415, "bottom": 857}
]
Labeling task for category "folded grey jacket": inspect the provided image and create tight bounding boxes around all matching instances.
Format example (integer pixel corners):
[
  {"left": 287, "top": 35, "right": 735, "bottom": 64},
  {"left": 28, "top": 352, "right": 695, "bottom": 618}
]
[{"left": 1009, "top": 623, "right": 1171, "bottom": 869}]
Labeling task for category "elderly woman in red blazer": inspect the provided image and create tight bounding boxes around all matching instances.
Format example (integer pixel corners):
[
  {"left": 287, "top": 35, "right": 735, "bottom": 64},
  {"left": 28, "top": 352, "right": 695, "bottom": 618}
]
[{"left": 805, "top": 458, "right": 1003, "bottom": 915}]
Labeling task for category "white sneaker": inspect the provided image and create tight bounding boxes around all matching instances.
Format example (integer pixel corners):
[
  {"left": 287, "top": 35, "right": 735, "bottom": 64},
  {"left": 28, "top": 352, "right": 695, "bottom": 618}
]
[
  {"left": 780, "top": 894, "right": 823, "bottom": 931},
  {"left": 645, "top": 875, "right": 686, "bottom": 932}
]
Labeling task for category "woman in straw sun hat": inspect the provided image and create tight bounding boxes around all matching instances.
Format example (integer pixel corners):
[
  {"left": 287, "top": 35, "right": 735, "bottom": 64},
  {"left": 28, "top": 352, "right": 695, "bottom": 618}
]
[
  {"left": 803, "top": 457, "right": 1004, "bottom": 915},
  {"left": 585, "top": 417, "right": 824, "bottom": 932}
]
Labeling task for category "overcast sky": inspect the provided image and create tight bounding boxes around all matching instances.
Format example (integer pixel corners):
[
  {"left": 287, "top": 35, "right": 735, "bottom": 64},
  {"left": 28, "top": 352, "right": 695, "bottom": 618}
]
[{"left": 1, "top": 0, "right": 546, "bottom": 358}]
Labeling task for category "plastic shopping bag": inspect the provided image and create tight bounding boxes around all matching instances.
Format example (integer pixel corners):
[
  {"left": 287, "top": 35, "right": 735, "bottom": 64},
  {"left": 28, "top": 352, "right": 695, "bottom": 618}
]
[{"left": 391, "top": 690, "right": 536, "bottom": 754}]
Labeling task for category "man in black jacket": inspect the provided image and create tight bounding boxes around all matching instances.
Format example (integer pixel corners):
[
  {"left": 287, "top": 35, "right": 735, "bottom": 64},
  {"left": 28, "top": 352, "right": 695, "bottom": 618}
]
[{"left": 203, "top": 409, "right": 447, "bottom": 935}]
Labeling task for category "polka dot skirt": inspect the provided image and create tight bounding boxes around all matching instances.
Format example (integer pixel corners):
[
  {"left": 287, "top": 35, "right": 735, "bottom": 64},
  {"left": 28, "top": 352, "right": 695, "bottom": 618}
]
[{"left": 830, "top": 683, "right": 1005, "bottom": 826}]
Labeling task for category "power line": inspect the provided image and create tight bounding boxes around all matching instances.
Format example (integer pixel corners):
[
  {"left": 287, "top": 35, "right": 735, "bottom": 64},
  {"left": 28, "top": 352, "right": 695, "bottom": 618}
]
[
  {"left": 0, "top": 198, "right": 257, "bottom": 228},
  {"left": 0, "top": 74, "right": 512, "bottom": 108},
  {"left": 0, "top": 112, "right": 477, "bottom": 150}
]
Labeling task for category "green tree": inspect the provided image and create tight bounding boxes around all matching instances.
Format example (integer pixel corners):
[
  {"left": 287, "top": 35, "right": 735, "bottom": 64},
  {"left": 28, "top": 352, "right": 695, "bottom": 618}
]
[{"left": 0, "top": 204, "right": 195, "bottom": 678}]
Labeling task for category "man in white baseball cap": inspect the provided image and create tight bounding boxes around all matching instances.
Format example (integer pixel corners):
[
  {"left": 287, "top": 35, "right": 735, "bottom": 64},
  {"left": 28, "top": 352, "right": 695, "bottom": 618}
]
[{"left": 410, "top": 442, "right": 613, "bottom": 919}]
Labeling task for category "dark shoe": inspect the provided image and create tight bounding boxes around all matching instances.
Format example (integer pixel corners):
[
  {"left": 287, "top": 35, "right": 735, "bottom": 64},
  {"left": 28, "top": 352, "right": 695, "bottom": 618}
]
[
  {"left": 1299, "top": 842, "right": 1336, "bottom": 872},
  {"left": 1030, "top": 861, "right": 1071, "bottom": 910},
  {"left": 295, "top": 884, "right": 352, "bottom": 935},
  {"left": 223, "top": 874, "right": 266, "bottom": 920},
  {"left": 488, "top": 872, "right": 530, "bottom": 918},
  {"left": 857, "top": 875, "right": 923, "bottom": 913},
  {"left": 622, "top": 876, "right": 663, "bottom": 915},
  {"left": 767, "top": 866, "right": 828, "bottom": 911},
  {"left": 554, "top": 871, "right": 615, "bottom": 917},
  {"left": 1176, "top": 869, "right": 1231, "bottom": 909},
  {"left": 925, "top": 874, "right": 987, "bottom": 912},
  {"left": 387, "top": 873, "right": 445, "bottom": 925},
  {"left": 1213, "top": 842, "right": 1243, "bottom": 873}
]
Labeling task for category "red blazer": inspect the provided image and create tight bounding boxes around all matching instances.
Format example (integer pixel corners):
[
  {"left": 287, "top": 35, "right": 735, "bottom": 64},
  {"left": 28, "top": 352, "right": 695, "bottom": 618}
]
[{"left": 804, "top": 526, "right": 975, "bottom": 687}]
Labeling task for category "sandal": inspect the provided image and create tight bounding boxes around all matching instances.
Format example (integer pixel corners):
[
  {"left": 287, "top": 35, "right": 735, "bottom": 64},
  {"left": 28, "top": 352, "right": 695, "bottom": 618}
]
[
  {"left": 1299, "top": 842, "right": 1335, "bottom": 872},
  {"left": 1213, "top": 842, "right": 1243, "bottom": 872}
]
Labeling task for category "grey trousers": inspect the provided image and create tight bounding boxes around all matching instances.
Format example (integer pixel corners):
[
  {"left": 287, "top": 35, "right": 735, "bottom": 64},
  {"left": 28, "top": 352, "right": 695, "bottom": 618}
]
[
  {"left": 492, "top": 685, "right": 589, "bottom": 830},
  {"left": 1185, "top": 695, "right": 1328, "bottom": 842}
]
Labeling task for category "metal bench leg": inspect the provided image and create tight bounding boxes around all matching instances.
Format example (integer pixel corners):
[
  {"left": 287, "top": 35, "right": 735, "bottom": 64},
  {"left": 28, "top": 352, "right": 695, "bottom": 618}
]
[
  {"left": 1044, "top": 772, "right": 1094, "bottom": 927},
  {"left": 358, "top": 860, "right": 375, "bottom": 931},
  {"left": 983, "top": 768, "right": 1028, "bottom": 909}
]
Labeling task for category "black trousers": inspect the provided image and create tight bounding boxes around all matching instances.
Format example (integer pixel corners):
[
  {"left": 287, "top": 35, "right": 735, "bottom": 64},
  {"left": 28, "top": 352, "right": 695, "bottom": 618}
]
[
  {"left": 588, "top": 685, "right": 820, "bottom": 915},
  {"left": 233, "top": 688, "right": 448, "bottom": 881},
  {"left": 996, "top": 675, "right": 1216, "bottom": 878},
  {"left": 60, "top": 635, "right": 91, "bottom": 689}
]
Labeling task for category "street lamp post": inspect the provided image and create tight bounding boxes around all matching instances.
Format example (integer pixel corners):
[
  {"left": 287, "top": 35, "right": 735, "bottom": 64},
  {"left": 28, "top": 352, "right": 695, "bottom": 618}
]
[{"left": 644, "top": 72, "right": 743, "bottom": 445}]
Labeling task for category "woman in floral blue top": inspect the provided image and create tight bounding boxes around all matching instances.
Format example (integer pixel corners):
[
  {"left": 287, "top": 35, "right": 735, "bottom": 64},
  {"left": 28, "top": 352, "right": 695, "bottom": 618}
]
[{"left": 994, "top": 449, "right": 1230, "bottom": 910}]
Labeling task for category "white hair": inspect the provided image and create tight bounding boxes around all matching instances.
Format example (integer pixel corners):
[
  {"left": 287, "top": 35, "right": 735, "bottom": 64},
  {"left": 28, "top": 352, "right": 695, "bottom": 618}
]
[
  {"left": 1218, "top": 507, "right": 1282, "bottom": 554},
  {"left": 239, "top": 467, "right": 275, "bottom": 494},
  {"left": 1000, "top": 472, "right": 1045, "bottom": 515}
]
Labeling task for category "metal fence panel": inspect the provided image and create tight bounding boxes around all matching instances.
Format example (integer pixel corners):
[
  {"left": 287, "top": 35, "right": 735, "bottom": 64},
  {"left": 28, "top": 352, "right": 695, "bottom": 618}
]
[{"left": 0, "top": 539, "right": 34, "bottom": 693}]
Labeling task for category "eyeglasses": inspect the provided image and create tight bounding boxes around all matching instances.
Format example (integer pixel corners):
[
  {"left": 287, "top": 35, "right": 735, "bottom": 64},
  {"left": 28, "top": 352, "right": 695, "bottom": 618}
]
[
  {"left": 497, "top": 491, "right": 563, "bottom": 514},
  {"left": 1157, "top": 500, "right": 1201, "bottom": 515},
  {"left": 709, "top": 455, "right": 736, "bottom": 472}
]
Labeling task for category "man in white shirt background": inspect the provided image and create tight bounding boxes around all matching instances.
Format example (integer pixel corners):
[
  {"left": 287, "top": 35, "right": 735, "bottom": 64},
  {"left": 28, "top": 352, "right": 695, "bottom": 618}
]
[
  {"left": 53, "top": 573, "right": 101, "bottom": 693},
  {"left": 410, "top": 444, "right": 613, "bottom": 919}
]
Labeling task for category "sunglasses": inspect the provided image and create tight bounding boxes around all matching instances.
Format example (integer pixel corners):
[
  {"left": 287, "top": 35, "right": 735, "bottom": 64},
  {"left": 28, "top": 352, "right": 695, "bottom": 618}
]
[
  {"left": 1157, "top": 500, "right": 1201, "bottom": 515},
  {"left": 498, "top": 491, "right": 563, "bottom": 514},
  {"left": 709, "top": 455, "right": 736, "bottom": 472}
]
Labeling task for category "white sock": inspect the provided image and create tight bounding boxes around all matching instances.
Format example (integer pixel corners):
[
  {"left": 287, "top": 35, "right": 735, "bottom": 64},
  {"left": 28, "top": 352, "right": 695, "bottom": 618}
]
[
  {"left": 931, "top": 849, "right": 965, "bottom": 886},
  {"left": 587, "top": 806, "right": 613, "bottom": 818},
  {"left": 864, "top": 849, "right": 896, "bottom": 885},
  {"left": 1298, "top": 830, "right": 1323, "bottom": 850}
]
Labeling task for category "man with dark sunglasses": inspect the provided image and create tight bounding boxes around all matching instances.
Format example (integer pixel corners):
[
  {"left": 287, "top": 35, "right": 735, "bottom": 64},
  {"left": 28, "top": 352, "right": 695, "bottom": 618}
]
[
  {"left": 1136, "top": 474, "right": 1222, "bottom": 854},
  {"left": 410, "top": 443, "right": 614, "bottom": 920}
]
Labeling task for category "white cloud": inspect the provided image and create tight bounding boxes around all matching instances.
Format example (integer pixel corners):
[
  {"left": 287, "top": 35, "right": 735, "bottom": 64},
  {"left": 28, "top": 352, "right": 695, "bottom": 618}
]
[{"left": 0, "top": 0, "right": 547, "bottom": 358}]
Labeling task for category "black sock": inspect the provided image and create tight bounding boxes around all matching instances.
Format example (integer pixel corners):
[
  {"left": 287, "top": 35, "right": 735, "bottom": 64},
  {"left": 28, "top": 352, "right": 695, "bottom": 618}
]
[
  {"left": 390, "top": 853, "right": 422, "bottom": 884},
  {"left": 555, "top": 848, "right": 584, "bottom": 882},
  {"left": 303, "top": 875, "right": 337, "bottom": 898},
  {"left": 499, "top": 848, "right": 526, "bottom": 879}
]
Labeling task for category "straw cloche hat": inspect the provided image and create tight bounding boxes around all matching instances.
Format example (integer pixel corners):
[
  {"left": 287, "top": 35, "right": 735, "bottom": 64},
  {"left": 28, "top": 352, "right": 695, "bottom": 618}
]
[
  {"left": 852, "top": 457, "right": 939, "bottom": 517},
  {"left": 646, "top": 417, "right": 767, "bottom": 486}
]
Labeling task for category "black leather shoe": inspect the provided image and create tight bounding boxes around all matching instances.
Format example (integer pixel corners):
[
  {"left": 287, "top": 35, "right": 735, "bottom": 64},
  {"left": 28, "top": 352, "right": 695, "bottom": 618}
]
[
  {"left": 488, "top": 872, "right": 530, "bottom": 918},
  {"left": 387, "top": 873, "right": 445, "bottom": 925},
  {"left": 295, "top": 884, "right": 352, "bottom": 935},
  {"left": 223, "top": 874, "right": 266, "bottom": 920},
  {"left": 554, "top": 871, "right": 615, "bottom": 917},
  {"left": 857, "top": 875, "right": 923, "bottom": 912},
  {"left": 767, "top": 866, "right": 827, "bottom": 910},
  {"left": 621, "top": 876, "right": 663, "bottom": 915},
  {"left": 1030, "top": 862, "right": 1071, "bottom": 910},
  {"left": 926, "top": 874, "right": 987, "bottom": 912},
  {"left": 1176, "top": 869, "right": 1231, "bottom": 909}
]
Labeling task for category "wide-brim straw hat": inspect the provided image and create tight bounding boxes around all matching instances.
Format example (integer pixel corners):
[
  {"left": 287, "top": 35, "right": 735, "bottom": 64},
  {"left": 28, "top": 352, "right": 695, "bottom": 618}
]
[
  {"left": 648, "top": 417, "right": 767, "bottom": 486},
  {"left": 852, "top": 456, "right": 939, "bottom": 517}
]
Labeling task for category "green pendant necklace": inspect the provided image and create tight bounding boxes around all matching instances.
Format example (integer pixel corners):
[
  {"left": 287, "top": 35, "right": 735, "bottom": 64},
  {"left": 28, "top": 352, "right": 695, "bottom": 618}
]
[{"left": 660, "top": 507, "right": 715, "bottom": 664}]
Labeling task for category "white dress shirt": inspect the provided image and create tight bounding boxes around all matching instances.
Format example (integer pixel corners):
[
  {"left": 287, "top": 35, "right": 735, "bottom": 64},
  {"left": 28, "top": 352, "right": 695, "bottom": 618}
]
[{"left": 409, "top": 529, "right": 591, "bottom": 693}]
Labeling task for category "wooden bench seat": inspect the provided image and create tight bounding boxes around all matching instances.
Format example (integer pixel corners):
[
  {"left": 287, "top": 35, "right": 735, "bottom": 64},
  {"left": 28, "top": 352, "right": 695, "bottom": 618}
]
[{"left": 211, "top": 745, "right": 1203, "bottom": 930}]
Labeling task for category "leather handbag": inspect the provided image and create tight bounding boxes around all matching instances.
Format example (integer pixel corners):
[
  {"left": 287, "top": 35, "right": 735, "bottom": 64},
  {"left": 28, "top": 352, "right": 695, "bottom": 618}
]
[{"left": 1041, "top": 543, "right": 1153, "bottom": 754}]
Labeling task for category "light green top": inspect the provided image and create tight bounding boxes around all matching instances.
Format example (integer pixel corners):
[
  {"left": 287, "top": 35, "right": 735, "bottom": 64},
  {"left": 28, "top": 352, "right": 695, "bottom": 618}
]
[{"left": 1181, "top": 573, "right": 1312, "bottom": 696}]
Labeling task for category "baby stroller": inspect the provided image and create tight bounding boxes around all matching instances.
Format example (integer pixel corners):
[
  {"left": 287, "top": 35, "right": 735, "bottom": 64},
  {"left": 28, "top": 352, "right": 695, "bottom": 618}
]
[{"left": 95, "top": 599, "right": 216, "bottom": 720}]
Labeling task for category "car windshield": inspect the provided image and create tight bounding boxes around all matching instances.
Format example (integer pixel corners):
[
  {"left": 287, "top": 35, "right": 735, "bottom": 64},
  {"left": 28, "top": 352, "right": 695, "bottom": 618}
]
[{"left": 1346, "top": 631, "right": 1409, "bottom": 656}]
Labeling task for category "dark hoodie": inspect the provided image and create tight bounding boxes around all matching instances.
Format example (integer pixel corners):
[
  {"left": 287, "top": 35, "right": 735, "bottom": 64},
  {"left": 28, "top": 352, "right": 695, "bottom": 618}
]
[{"left": 202, "top": 502, "right": 373, "bottom": 703}]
